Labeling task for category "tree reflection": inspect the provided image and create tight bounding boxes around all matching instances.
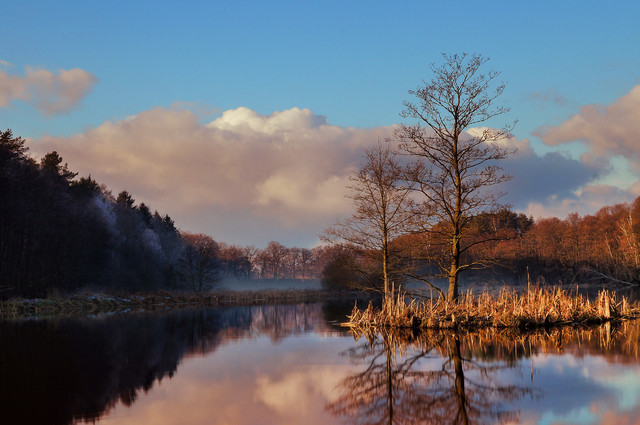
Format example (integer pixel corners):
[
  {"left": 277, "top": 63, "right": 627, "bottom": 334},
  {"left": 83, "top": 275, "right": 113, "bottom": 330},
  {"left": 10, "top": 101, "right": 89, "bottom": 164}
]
[
  {"left": 327, "top": 330, "right": 537, "bottom": 425},
  {"left": 0, "top": 302, "right": 344, "bottom": 425}
]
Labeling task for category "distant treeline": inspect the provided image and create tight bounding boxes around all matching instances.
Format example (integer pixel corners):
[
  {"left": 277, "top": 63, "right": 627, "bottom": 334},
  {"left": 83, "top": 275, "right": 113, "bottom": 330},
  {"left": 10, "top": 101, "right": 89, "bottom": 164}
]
[
  {"left": 0, "top": 130, "right": 337, "bottom": 298},
  {"left": 323, "top": 203, "right": 640, "bottom": 292},
  {"left": 492, "top": 202, "right": 640, "bottom": 285},
  {"left": 2, "top": 129, "right": 638, "bottom": 298}
]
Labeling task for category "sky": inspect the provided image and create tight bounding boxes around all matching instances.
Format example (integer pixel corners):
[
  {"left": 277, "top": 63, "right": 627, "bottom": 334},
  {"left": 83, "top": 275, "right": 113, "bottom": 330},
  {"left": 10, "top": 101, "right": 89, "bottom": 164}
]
[{"left": 2, "top": 0, "right": 640, "bottom": 248}]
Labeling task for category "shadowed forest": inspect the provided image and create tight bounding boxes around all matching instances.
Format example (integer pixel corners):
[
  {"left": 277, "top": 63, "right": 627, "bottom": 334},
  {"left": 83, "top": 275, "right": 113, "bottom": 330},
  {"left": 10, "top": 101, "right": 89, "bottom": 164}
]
[{"left": 2, "top": 128, "right": 640, "bottom": 299}]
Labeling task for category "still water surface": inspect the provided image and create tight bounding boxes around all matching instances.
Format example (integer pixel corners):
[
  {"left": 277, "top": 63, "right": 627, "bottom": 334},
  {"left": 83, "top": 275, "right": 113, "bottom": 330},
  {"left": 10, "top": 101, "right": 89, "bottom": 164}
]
[{"left": 1, "top": 301, "right": 640, "bottom": 424}]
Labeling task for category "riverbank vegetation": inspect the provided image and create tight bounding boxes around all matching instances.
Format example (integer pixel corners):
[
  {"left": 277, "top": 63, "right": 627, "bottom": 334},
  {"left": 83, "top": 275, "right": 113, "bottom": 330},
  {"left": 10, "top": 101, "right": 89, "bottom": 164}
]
[
  {"left": 346, "top": 286, "right": 640, "bottom": 332},
  {"left": 0, "top": 288, "right": 357, "bottom": 319}
]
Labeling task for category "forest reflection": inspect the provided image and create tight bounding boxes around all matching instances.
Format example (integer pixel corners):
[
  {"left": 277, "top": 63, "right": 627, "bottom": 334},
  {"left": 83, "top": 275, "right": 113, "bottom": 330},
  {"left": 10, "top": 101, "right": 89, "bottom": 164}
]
[
  {"left": 328, "top": 321, "right": 640, "bottom": 425},
  {"left": 0, "top": 302, "right": 350, "bottom": 425}
]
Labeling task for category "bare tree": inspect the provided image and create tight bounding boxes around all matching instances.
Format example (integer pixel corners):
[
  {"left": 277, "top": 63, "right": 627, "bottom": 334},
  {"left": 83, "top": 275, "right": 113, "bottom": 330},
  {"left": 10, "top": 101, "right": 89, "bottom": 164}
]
[
  {"left": 287, "top": 247, "right": 302, "bottom": 279},
  {"left": 261, "top": 241, "right": 288, "bottom": 279},
  {"left": 299, "top": 248, "right": 314, "bottom": 280},
  {"left": 180, "top": 232, "right": 220, "bottom": 292},
  {"left": 396, "top": 53, "right": 514, "bottom": 301},
  {"left": 323, "top": 143, "right": 414, "bottom": 302}
]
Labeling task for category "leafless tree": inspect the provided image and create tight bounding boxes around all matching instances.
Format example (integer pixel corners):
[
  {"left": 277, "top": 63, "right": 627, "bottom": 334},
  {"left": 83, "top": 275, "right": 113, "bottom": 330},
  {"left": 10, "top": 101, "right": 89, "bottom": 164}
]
[
  {"left": 396, "top": 53, "right": 515, "bottom": 301},
  {"left": 180, "top": 232, "right": 220, "bottom": 292},
  {"left": 323, "top": 143, "right": 414, "bottom": 302},
  {"left": 287, "top": 247, "right": 302, "bottom": 279},
  {"left": 299, "top": 248, "right": 314, "bottom": 280},
  {"left": 261, "top": 241, "right": 289, "bottom": 279}
]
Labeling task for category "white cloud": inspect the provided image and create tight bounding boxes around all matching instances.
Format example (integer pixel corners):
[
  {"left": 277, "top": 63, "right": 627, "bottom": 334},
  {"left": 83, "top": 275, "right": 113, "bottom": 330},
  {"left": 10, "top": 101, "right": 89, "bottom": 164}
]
[
  {"left": 210, "top": 106, "right": 328, "bottom": 133},
  {"left": 522, "top": 183, "right": 640, "bottom": 219},
  {"left": 536, "top": 85, "right": 640, "bottom": 172},
  {"left": 0, "top": 64, "right": 97, "bottom": 115},
  {"left": 29, "top": 103, "right": 637, "bottom": 246},
  {"left": 31, "top": 106, "right": 393, "bottom": 246},
  {"left": 525, "top": 84, "right": 640, "bottom": 218}
]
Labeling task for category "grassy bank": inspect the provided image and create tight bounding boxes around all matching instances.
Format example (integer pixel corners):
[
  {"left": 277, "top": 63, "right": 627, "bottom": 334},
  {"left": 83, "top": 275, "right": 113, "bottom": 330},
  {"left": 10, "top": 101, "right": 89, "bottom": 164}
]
[
  {"left": 0, "top": 288, "right": 351, "bottom": 319},
  {"left": 346, "top": 286, "right": 640, "bottom": 332}
]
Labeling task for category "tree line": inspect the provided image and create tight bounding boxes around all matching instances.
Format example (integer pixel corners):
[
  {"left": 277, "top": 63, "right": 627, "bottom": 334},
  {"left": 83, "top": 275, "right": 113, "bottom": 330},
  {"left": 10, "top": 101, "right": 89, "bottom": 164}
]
[
  {"left": 490, "top": 200, "right": 640, "bottom": 286},
  {"left": 0, "top": 130, "right": 340, "bottom": 298},
  {"left": 322, "top": 195, "right": 640, "bottom": 295},
  {"left": 179, "top": 235, "right": 352, "bottom": 289},
  {"left": 2, "top": 53, "right": 636, "bottom": 300},
  {"left": 0, "top": 129, "right": 185, "bottom": 297},
  {"left": 2, "top": 125, "right": 637, "bottom": 300}
]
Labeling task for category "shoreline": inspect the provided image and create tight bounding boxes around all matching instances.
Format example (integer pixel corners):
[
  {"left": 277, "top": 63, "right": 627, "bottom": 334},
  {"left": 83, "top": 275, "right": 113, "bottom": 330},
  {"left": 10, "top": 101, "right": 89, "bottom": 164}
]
[{"left": 0, "top": 288, "right": 361, "bottom": 319}]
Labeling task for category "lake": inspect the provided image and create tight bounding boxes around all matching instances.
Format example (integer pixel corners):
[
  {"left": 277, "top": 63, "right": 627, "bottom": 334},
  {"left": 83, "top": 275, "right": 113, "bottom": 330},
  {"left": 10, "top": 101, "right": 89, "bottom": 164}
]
[{"left": 1, "top": 300, "right": 640, "bottom": 424}]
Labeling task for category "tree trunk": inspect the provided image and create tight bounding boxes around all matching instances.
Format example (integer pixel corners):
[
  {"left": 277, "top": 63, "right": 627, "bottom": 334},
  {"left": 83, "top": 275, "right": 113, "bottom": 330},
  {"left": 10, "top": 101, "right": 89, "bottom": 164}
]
[
  {"left": 383, "top": 241, "right": 390, "bottom": 304},
  {"left": 448, "top": 266, "right": 459, "bottom": 302},
  {"left": 382, "top": 222, "right": 393, "bottom": 305},
  {"left": 448, "top": 238, "right": 460, "bottom": 302}
]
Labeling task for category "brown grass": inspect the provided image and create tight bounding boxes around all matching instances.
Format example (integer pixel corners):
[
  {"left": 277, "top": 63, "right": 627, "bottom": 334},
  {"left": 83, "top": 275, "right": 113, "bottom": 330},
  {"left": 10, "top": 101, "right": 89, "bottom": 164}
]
[{"left": 345, "top": 286, "right": 640, "bottom": 332}]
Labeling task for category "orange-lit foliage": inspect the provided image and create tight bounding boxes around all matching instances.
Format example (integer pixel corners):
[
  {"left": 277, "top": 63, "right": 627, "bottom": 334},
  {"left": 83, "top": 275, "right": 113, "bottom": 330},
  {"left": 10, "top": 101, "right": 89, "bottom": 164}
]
[{"left": 486, "top": 199, "right": 640, "bottom": 285}]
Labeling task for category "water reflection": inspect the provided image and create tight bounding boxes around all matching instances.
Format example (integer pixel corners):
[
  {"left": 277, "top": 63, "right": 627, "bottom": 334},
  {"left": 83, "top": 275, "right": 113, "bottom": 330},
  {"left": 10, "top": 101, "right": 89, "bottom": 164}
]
[
  {"left": 327, "top": 330, "right": 537, "bottom": 425},
  {"left": 0, "top": 303, "right": 348, "bottom": 425},
  {"left": 331, "top": 322, "right": 640, "bottom": 425},
  {"left": 2, "top": 303, "right": 640, "bottom": 425}
]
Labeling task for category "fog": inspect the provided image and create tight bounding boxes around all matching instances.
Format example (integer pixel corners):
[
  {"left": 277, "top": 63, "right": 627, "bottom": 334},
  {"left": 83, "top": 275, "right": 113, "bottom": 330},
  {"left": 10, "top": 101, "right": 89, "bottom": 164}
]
[{"left": 216, "top": 278, "right": 323, "bottom": 292}]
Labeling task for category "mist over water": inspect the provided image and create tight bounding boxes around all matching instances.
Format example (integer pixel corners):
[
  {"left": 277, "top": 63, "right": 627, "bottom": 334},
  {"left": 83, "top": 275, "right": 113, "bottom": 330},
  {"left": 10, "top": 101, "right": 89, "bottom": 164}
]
[{"left": 216, "top": 278, "right": 323, "bottom": 291}]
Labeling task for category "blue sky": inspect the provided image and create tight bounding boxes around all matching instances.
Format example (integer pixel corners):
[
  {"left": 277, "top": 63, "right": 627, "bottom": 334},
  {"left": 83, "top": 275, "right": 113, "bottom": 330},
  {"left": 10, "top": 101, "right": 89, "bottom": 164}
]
[{"left": 2, "top": 1, "right": 640, "bottom": 247}]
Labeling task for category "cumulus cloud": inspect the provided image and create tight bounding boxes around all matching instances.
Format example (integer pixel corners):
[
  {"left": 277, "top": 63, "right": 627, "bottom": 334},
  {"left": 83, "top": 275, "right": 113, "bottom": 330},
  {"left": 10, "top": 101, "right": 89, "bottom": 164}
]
[
  {"left": 536, "top": 85, "right": 640, "bottom": 172},
  {"left": 523, "top": 183, "right": 640, "bottom": 219},
  {"left": 523, "top": 84, "right": 640, "bottom": 218},
  {"left": 499, "top": 137, "right": 603, "bottom": 210},
  {"left": 461, "top": 129, "right": 605, "bottom": 215},
  {"left": 32, "top": 106, "right": 394, "bottom": 246},
  {"left": 0, "top": 64, "right": 97, "bottom": 115},
  {"left": 30, "top": 104, "right": 632, "bottom": 246}
]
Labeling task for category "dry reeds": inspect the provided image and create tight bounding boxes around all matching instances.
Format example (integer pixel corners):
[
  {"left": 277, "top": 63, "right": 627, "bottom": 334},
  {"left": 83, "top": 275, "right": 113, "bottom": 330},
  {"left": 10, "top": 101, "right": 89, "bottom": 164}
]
[{"left": 346, "top": 287, "right": 640, "bottom": 332}]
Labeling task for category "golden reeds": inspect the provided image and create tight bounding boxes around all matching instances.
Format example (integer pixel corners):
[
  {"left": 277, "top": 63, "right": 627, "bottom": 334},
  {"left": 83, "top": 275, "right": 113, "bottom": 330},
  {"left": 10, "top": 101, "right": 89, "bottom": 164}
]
[{"left": 345, "top": 287, "right": 640, "bottom": 332}]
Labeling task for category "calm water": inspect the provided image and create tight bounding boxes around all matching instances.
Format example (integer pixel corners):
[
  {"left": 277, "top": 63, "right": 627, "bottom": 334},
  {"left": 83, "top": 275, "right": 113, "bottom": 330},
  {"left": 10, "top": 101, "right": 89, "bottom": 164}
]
[{"left": 1, "top": 301, "right": 640, "bottom": 425}]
